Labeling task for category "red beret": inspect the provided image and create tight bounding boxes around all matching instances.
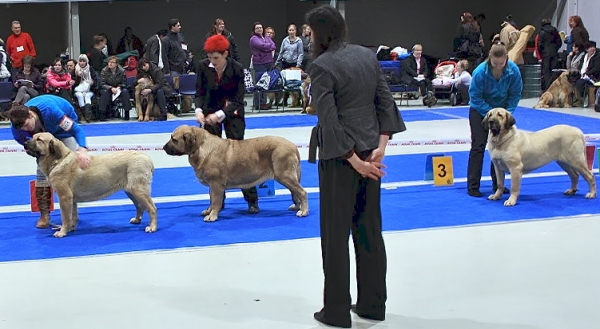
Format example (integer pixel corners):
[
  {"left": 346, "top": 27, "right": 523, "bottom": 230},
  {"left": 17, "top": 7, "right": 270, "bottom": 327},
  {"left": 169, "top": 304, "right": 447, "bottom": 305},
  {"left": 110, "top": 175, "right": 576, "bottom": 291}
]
[{"left": 204, "top": 34, "right": 230, "bottom": 53}]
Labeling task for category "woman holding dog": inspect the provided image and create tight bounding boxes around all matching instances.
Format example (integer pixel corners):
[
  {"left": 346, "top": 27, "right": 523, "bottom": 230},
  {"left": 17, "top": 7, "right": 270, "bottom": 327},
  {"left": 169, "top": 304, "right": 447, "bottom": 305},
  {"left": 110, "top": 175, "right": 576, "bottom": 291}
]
[
  {"left": 8, "top": 95, "right": 91, "bottom": 229},
  {"left": 306, "top": 5, "right": 405, "bottom": 328},
  {"left": 194, "top": 34, "right": 259, "bottom": 214},
  {"left": 467, "top": 42, "right": 523, "bottom": 197}
]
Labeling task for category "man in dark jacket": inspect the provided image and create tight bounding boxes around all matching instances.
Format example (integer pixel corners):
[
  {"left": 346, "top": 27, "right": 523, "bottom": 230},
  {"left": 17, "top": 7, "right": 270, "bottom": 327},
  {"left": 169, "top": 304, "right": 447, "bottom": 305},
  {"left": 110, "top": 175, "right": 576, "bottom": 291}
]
[
  {"left": 537, "top": 18, "right": 563, "bottom": 91},
  {"left": 143, "top": 29, "right": 169, "bottom": 74},
  {"left": 164, "top": 18, "right": 187, "bottom": 76},
  {"left": 136, "top": 58, "right": 171, "bottom": 121},
  {"left": 400, "top": 44, "right": 436, "bottom": 106}
]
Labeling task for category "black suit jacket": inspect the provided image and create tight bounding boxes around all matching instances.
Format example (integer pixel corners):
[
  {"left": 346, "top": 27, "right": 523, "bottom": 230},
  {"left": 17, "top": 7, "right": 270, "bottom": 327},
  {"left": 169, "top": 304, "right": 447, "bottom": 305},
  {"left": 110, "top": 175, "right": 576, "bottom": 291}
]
[
  {"left": 584, "top": 50, "right": 600, "bottom": 81},
  {"left": 143, "top": 34, "right": 170, "bottom": 74},
  {"left": 194, "top": 57, "right": 245, "bottom": 118},
  {"left": 400, "top": 54, "right": 429, "bottom": 84}
]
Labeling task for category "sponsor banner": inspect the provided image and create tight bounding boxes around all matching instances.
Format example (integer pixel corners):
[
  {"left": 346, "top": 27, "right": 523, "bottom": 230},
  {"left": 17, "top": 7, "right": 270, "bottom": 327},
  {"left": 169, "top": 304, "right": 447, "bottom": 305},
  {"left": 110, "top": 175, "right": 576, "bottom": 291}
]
[{"left": 1, "top": 134, "right": 599, "bottom": 153}]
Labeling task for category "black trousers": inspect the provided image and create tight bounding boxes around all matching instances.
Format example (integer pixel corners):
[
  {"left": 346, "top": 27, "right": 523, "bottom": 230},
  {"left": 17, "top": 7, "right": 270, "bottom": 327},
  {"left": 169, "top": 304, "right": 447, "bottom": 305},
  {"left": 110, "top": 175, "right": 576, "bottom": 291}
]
[
  {"left": 456, "top": 83, "right": 470, "bottom": 105},
  {"left": 318, "top": 156, "right": 387, "bottom": 320},
  {"left": 152, "top": 88, "right": 168, "bottom": 117},
  {"left": 575, "top": 78, "right": 593, "bottom": 101},
  {"left": 467, "top": 108, "right": 499, "bottom": 190},
  {"left": 99, "top": 88, "right": 131, "bottom": 119},
  {"left": 203, "top": 115, "right": 258, "bottom": 205},
  {"left": 408, "top": 78, "right": 433, "bottom": 96},
  {"left": 541, "top": 55, "right": 558, "bottom": 91}
]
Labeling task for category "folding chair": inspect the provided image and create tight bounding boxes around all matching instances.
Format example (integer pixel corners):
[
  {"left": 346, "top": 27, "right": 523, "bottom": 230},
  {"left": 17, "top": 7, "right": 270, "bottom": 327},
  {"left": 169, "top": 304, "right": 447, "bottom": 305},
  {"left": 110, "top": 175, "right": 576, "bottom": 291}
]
[{"left": 0, "top": 81, "right": 14, "bottom": 112}]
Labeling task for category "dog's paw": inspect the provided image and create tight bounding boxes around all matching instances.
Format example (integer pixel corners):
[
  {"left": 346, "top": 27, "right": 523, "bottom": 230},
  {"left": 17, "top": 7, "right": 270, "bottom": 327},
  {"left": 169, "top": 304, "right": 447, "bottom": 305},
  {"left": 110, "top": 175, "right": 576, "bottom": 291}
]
[
  {"left": 137, "top": 116, "right": 143, "bottom": 122},
  {"left": 53, "top": 230, "right": 68, "bottom": 238},
  {"left": 200, "top": 208, "right": 211, "bottom": 216},
  {"left": 288, "top": 204, "right": 300, "bottom": 211},
  {"left": 488, "top": 194, "right": 501, "bottom": 200},
  {"left": 130, "top": 217, "right": 142, "bottom": 225},
  {"left": 145, "top": 225, "right": 157, "bottom": 233},
  {"left": 585, "top": 192, "right": 597, "bottom": 199},
  {"left": 203, "top": 214, "right": 218, "bottom": 222},
  {"left": 503, "top": 198, "right": 517, "bottom": 206},
  {"left": 296, "top": 209, "right": 309, "bottom": 217}
]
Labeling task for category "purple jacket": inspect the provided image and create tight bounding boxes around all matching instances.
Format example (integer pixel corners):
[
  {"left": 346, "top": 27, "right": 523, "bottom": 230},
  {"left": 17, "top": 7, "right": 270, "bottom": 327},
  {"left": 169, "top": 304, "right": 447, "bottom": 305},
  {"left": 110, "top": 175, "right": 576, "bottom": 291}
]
[{"left": 249, "top": 34, "right": 276, "bottom": 66}]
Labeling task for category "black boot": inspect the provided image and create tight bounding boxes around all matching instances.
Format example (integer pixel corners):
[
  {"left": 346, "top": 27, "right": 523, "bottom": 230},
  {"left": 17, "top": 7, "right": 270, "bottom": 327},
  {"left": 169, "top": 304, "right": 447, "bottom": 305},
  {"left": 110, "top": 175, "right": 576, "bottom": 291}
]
[{"left": 83, "top": 104, "right": 93, "bottom": 123}]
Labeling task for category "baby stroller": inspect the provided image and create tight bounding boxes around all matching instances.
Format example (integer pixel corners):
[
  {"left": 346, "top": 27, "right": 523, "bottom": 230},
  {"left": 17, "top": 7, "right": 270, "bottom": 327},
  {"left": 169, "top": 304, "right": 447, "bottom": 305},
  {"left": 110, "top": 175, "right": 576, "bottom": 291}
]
[{"left": 432, "top": 59, "right": 460, "bottom": 105}]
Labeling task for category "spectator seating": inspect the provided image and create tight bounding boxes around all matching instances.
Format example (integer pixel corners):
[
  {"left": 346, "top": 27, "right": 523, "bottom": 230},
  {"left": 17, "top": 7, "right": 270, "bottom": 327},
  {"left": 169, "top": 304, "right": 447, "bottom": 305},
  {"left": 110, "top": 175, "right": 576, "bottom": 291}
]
[{"left": 379, "top": 60, "right": 420, "bottom": 106}]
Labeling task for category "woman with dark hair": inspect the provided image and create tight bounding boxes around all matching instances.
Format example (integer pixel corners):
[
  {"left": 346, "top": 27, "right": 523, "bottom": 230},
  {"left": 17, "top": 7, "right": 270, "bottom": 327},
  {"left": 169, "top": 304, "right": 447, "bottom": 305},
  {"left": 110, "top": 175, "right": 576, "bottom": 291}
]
[
  {"left": 45, "top": 57, "right": 74, "bottom": 101},
  {"left": 195, "top": 34, "right": 259, "bottom": 214},
  {"left": 249, "top": 22, "right": 275, "bottom": 110},
  {"left": 203, "top": 18, "right": 239, "bottom": 62},
  {"left": 566, "top": 15, "right": 590, "bottom": 53},
  {"left": 306, "top": 5, "right": 406, "bottom": 328},
  {"left": 454, "top": 12, "right": 483, "bottom": 71},
  {"left": 467, "top": 42, "right": 522, "bottom": 197}
]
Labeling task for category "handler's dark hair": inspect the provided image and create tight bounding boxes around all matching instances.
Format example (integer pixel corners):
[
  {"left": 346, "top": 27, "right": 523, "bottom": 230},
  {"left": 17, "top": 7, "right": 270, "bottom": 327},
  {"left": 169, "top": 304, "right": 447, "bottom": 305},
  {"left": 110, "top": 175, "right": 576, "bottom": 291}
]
[{"left": 305, "top": 5, "right": 347, "bottom": 59}]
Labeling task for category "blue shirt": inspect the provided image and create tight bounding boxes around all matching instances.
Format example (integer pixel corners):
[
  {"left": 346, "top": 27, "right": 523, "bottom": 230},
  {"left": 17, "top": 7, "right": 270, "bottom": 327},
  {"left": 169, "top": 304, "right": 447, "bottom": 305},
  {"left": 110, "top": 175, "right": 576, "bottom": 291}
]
[
  {"left": 11, "top": 95, "right": 87, "bottom": 148},
  {"left": 468, "top": 60, "right": 523, "bottom": 116}
]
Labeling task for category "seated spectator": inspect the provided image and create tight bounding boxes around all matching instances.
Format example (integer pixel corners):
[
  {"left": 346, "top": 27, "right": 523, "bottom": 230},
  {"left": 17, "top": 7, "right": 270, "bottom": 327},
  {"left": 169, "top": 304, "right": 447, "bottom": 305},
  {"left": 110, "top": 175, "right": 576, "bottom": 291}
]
[
  {"left": 12, "top": 55, "right": 43, "bottom": 105},
  {"left": 401, "top": 44, "right": 436, "bottom": 106},
  {"left": 0, "top": 38, "right": 10, "bottom": 82},
  {"left": 46, "top": 57, "right": 74, "bottom": 101},
  {"left": 73, "top": 54, "right": 97, "bottom": 122},
  {"left": 449, "top": 60, "right": 472, "bottom": 105},
  {"left": 98, "top": 55, "right": 131, "bottom": 120},
  {"left": 136, "top": 58, "right": 170, "bottom": 121},
  {"left": 574, "top": 41, "right": 600, "bottom": 106},
  {"left": 566, "top": 44, "right": 585, "bottom": 71}
]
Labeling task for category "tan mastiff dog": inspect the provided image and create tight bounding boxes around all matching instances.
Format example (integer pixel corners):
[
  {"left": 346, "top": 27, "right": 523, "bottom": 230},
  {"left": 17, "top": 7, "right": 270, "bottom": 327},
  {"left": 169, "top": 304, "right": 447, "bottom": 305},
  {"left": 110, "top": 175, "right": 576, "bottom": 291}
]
[
  {"left": 482, "top": 108, "right": 596, "bottom": 206},
  {"left": 135, "top": 77, "right": 160, "bottom": 121},
  {"left": 533, "top": 69, "right": 581, "bottom": 108},
  {"left": 24, "top": 132, "right": 158, "bottom": 237},
  {"left": 163, "top": 125, "right": 309, "bottom": 222}
]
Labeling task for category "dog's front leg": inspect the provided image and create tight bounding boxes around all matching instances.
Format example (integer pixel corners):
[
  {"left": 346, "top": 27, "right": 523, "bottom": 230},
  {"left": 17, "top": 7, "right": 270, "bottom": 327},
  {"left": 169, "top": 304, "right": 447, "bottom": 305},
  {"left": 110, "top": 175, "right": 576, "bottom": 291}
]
[
  {"left": 564, "top": 91, "right": 572, "bottom": 108},
  {"left": 504, "top": 164, "right": 523, "bottom": 206},
  {"left": 202, "top": 186, "right": 225, "bottom": 222},
  {"left": 54, "top": 189, "right": 73, "bottom": 238},
  {"left": 135, "top": 87, "right": 144, "bottom": 121},
  {"left": 488, "top": 162, "right": 505, "bottom": 201}
]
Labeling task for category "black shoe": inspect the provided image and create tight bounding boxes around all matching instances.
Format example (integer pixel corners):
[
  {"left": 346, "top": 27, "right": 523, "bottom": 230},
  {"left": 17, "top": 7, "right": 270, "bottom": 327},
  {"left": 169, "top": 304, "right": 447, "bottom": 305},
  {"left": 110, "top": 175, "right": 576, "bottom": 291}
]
[
  {"left": 351, "top": 305, "right": 385, "bottom": 321},
  {"left": 248, "top": 204, "right": 260, "bottom": 214},
  {"left": 492, "top": 186, "right": 510, "bottom": 194},
  {"left": 313, "top": 309, "right": 351, "bottom": 328},
  {"left": 468, "top": 189, "right": 483, "bottom": 197}
]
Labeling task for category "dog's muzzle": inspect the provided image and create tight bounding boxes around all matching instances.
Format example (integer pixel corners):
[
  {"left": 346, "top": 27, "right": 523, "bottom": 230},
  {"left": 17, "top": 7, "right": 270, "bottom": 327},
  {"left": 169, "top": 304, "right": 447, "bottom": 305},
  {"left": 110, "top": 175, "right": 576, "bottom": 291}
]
[
  {"left": 24, "top": 140, "right": 41, "bottom": 158},
  {"left": 163, "top": 142, "right": 183, "bottom": 156},
  {"left": 489, "top": 120, "right": 501, "bottom": 136}
]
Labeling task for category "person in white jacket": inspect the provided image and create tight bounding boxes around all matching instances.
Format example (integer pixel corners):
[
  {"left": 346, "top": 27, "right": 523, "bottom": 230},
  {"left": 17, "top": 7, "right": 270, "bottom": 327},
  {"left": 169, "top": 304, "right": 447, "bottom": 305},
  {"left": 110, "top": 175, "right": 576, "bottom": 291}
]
[
  {"left": 448, "top": 60, "right": 472, "bottom": 105},
  {"left": 0, "top": 38, "right": 11, "bottom": 81}
]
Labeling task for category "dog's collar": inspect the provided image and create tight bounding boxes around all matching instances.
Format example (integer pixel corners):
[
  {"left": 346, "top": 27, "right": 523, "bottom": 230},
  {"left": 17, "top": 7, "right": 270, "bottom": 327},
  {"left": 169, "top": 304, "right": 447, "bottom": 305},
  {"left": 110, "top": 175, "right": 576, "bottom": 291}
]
[{"left": 493, "top": 128, "right": 516, "bottom": 147}]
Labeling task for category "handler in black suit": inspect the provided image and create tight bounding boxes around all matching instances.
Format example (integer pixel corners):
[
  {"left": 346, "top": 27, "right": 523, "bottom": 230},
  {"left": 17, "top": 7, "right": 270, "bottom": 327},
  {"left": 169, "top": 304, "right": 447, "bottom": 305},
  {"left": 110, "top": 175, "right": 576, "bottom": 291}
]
[
  {"left": 400, "top": 44, "right": 434, "bottom": 99},
  {"left": 194, "top": 34, "right": 259, "bottom": 214},
  {"left": 306, "top": 5, "right": 406, "bottom": 328},
  {"left": 143, "top": 29, "right": 170, "bottom": 74}
]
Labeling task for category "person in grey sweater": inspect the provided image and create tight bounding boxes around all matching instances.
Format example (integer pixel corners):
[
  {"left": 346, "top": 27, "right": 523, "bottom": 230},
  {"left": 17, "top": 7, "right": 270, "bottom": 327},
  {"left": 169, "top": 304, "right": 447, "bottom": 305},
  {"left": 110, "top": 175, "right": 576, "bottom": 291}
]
[{"left": 275, "top": 24, "right": 304, "bottom": 69}]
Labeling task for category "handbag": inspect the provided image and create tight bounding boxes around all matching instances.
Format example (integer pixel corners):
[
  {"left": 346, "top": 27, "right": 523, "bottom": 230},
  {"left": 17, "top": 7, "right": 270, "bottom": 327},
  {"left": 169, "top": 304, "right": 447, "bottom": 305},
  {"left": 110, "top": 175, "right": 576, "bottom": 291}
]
[
  {"left": 74, "top": 81, "right": 90, "bottom": 93},
  {"left": 243, "top": 68, "right": 255, "bottom": 92}
]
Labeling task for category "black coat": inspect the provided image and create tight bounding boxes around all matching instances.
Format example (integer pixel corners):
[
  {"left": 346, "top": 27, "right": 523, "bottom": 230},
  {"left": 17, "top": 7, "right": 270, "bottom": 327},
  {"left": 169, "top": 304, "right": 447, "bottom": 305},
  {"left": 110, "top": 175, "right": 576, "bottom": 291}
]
[
  {"left": 538, "top": 23, "right": 562, "bottom": 57},
  {"left": 136, "top": 62, "right": 172, "bottom": 95},
  {"left": 143, "top": 34, "right": 170, "bottom": 74},
  {"left": 400, "top": 54, "right": 429, "bottom": 84},
  {"left": 194, "top": 57, "right": 245, "bottom": 118}
]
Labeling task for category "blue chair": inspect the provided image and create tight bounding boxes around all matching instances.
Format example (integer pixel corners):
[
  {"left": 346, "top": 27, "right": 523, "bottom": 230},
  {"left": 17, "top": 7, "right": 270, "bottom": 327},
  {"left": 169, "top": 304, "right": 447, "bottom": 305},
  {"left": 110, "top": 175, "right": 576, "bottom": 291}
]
[
  {"left": 379, "top": 60, "right": 420, "bottom": 106},
  {"left": 0, "top": 81, "right": 14, "bottom": 112}
]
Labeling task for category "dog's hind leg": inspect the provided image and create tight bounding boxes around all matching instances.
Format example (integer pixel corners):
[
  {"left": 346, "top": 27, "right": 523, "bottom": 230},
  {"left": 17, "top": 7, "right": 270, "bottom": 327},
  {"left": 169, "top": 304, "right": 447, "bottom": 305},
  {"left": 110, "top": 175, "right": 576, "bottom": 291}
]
[
  {"left": 556, "top": 161, "right": 580, "bottom": 195},
  {"left": 275, "top": 172, "right": 309, "bottom": 217},
  {"left": 70, "top": 202, "right": 79, "bottom": 231},
  {"left": 125, "top": 191, "right": 144, "bottom": 224},
  {"left": 562, "top": 160, "right": 597, "bottom": 199},
  {"left": 126, "top": 188, "right": 158, "bottom": 232}
]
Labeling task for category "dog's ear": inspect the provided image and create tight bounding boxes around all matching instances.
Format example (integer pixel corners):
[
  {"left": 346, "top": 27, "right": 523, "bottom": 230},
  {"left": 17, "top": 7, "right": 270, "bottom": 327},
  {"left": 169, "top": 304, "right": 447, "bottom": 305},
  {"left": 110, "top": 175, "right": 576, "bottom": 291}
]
[
  {"left": 482, "top": 112, "right": 491, "bottom": 130},
  {"left": 48, "top": 139, "right": 62, "bottom": 158},
  {"left": 183, "top": 132, "right": 196, "bottom": 151},
  {"left": 504, "top": 112, "right": 516, "bottom": 129}
]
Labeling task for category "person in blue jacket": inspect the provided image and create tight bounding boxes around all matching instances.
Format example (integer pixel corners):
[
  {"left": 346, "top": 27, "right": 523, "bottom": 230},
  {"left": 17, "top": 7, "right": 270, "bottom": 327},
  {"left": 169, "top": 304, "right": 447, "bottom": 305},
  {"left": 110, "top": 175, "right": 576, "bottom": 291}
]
[
  {"left": 8, "top": 94, "right": 91, "bottom": 229},
  {"left": 467, "top": 42, "right": 523, "bottom": 197}
]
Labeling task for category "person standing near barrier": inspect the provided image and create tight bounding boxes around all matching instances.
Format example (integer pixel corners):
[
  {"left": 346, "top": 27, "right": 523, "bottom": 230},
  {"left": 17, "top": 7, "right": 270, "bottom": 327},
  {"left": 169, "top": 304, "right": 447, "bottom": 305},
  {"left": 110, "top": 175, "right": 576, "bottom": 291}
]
[
  {"left": 7, "top": 95, "right": 91, "bottom": 229},
  {"left": 467, "top": 42, "right": 522, "bottom": 197},
  {"left": 194, "top": 34, "right": 259, "bottom": 214},
  {"left": 306, "top": 5, "right": 406, "bottom": 328}
]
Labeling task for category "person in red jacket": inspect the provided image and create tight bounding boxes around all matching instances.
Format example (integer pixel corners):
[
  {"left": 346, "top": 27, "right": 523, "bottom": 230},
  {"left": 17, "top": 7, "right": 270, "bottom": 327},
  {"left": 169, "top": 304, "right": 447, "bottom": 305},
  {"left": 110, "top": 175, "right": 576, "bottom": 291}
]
[{"left": 5, "top": 20, "right": 36, "bottom": 75}]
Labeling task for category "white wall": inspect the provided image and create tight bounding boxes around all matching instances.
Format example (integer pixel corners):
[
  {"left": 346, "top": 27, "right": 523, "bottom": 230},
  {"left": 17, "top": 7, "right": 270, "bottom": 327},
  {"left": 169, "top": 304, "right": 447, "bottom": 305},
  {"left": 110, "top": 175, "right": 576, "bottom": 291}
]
[{"left": 555, "top": 0, "right": 600, "bottom": 48}]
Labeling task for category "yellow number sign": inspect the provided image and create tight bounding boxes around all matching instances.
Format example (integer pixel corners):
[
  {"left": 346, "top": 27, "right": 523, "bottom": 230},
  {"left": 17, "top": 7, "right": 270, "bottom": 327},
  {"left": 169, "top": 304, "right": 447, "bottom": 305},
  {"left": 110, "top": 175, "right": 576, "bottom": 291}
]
[{"left": 432, "top": 156, "right": 454, "bottom": 186}]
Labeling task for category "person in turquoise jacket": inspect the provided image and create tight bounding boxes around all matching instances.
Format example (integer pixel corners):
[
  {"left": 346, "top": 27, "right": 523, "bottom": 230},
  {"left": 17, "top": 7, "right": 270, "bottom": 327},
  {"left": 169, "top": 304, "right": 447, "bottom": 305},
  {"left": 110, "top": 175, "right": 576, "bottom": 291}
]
[
  {"left": 8, "top": 94, "right": 91, "bottom": 229},
  {"left": 467, "top": 42, "right": 523, "bottom": 197}
]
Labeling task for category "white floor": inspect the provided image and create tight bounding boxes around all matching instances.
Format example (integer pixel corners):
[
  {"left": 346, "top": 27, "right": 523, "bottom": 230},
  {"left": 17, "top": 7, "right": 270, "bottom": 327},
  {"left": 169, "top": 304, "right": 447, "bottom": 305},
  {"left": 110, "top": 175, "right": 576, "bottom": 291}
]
[{"left": 0, "top": 98, "right": 599, "bottom": 329}]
